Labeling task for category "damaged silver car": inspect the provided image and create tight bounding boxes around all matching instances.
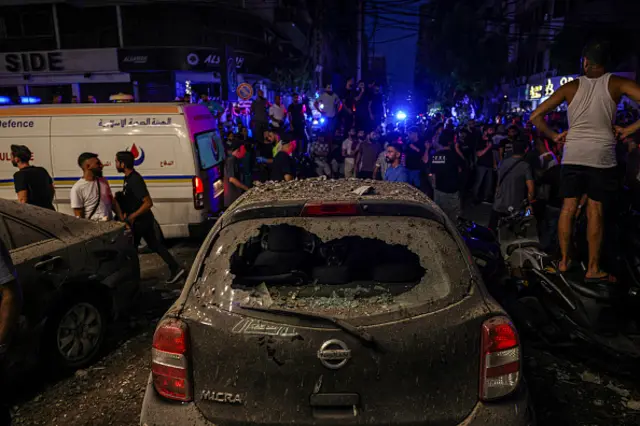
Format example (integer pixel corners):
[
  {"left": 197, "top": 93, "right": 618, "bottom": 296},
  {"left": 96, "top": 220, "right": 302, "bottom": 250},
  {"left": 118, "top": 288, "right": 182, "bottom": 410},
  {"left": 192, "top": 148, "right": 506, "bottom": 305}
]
[
  {"left": 1, "top": 200, "right": 140, "bottom": 373},
  {"left": 141, "top": 179, "right": 535, "bottom": 426}
]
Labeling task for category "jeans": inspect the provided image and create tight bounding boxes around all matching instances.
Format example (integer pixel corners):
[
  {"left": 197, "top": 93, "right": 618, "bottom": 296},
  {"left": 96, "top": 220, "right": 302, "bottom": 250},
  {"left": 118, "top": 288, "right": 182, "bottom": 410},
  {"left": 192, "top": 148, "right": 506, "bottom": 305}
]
[
  {"left": 314, "top": 158, "right": 332, "bottom": 177},
  {"left": 344, "top": 159, "right": 356, "bottom": 178},
  {"left": 242, "top": 148, "right": 254, "bottom": 187},
  {"left": 133, "top": 217, "right": 180, "bottom": 273},
  {"left": 473, "top": 165, "right": 495, "bottom": 202},
  {"left": 293, "top": 126, "right": 309, "bottom": 155},
  {"left": 434, "top": 190, "right": 461, "bottom": 221}
]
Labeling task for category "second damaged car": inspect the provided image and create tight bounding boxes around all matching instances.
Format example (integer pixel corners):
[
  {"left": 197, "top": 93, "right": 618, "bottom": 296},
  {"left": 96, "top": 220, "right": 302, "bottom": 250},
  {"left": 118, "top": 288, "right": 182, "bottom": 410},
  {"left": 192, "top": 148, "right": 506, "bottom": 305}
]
[
  {"left": 141, "top": 179, "right": 535, "bottom": 426},
  {"left": 1, "top": 200, "right": 140, "bottom": 373}
]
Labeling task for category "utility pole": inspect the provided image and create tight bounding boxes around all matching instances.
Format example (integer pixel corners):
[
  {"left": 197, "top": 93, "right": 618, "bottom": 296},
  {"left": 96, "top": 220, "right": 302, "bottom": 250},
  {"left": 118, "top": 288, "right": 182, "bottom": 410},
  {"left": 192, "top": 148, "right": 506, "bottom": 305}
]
[{"left": 357, "top": 0, "right": 364, "bottom": 82}]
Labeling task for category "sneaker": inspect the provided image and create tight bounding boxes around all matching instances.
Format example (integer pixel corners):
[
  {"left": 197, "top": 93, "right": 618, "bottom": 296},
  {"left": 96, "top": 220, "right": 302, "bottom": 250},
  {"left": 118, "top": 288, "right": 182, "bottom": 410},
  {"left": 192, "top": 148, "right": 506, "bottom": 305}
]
[{"left": 166, "top": 268, "right": 185, "bottom": 284}]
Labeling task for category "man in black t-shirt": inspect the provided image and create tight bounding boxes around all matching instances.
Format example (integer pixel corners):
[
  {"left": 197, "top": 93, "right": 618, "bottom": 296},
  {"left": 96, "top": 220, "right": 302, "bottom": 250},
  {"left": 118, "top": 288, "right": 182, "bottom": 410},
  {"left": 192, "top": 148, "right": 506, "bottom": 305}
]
[
  {"left": 271, "top": 140, "right": 297, "bottom": 181},
  {"left": 341, "top": 78, "right": 356, "bottom": 129},
  {"left": 473, "top": 129, "right": 497, "bottom": 203},
  {"left": 288, "top": 93, "right": 308, "bottom": 154},
  {"left": 11, "top": 144, "right": 55, "bottom": 210},
  {"left": 368, "top": 83, "right": 385, "bottom": 128},
  {"left": 115, "top": 151, "right": 184, "bottom": 284},
  {"left": 405, "top": 127, "right": 424, "bottom": 188},
  {"left": 499, "top": 125, "right": 520, "bottom": 162},
  {"left": 429, "top": 130, "right": 464, "bottom": 221}
]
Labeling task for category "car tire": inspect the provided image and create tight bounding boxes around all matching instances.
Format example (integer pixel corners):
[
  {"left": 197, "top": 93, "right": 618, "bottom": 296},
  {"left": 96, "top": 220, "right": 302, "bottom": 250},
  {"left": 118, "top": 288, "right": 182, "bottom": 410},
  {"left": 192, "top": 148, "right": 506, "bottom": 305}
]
[{"left": 44, "top": 292, "right": 108, "bottom": 370}]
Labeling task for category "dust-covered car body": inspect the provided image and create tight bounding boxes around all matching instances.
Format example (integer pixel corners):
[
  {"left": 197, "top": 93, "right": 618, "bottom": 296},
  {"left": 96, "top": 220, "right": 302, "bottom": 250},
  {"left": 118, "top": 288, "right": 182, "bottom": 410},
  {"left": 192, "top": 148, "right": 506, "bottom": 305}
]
[
  {"left": 141, "top": 179, "right": 535, "bottom": 426},
  {"left": 0, "top": 200, "right": 140, "bottom": 372}
]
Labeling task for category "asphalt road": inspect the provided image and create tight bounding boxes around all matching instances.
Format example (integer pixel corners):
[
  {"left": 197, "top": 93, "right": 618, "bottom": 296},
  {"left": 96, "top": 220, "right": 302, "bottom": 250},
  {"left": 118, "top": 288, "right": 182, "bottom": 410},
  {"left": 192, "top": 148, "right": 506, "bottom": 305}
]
[{"left": 9, "top": 228, "right": 640, "bottom": 425}]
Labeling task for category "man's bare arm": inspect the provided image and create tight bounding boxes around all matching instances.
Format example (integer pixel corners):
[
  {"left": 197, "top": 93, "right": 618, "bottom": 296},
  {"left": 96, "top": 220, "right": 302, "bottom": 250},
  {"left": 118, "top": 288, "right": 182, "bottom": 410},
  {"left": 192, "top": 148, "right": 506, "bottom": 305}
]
[
  {"left": 17, "top": 190, "right": 28, "bottom": 204},
  {"left": 526, "top": 180, "right": 535, "bottom": 202},
  {"left": 0, "top": 280, "right": 22, "bottom": 345},
  {"left": 530, "top": 82, "right": 575, "bottom": 142},
  {"left": 128, "top": 195, "right": 153, "bottom": 223},
  {"left": 229, "top": 177, "right": 249, "bottom": 192}
]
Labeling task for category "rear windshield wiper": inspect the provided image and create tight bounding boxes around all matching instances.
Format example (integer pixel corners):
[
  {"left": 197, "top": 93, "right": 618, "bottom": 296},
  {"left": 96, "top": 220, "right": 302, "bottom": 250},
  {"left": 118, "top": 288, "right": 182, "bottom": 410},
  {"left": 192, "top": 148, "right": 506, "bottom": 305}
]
[{"left": 238, "top": 304, "right": 378, "bottom": 349}]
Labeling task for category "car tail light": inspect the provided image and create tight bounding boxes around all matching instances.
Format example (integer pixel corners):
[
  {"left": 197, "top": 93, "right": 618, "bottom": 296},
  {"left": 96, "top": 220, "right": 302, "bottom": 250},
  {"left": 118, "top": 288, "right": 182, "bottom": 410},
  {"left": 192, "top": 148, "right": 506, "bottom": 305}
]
[
  {"left": 192, "top": 177, "right": 205, "bottom": 210},
  {"left": 152, "top": 318, "right": 192, "bottom": 402},
  {"left": 302, "top": 202, "right": 359, "bottom": 216},
  {"left": 479, "top": 316, "right": 520, "bottom": 401}
]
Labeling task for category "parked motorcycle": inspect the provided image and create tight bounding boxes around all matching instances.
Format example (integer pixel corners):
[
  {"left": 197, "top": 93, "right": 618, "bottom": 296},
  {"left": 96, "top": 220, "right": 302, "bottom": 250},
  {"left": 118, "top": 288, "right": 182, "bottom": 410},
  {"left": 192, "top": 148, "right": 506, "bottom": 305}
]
[
  {"left": 498, "top": 198, "right": 640, "bottom": 365},
  {"left": 456, "top": 217, "right": 507, "bottom": 296}
]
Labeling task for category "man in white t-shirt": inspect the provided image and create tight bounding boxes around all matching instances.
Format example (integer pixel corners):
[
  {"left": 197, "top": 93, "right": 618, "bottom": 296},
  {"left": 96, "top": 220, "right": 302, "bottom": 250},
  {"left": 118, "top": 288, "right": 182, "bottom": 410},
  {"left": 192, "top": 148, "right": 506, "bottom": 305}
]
[
  {"left": 70, "top": 152, "right": 118, "bottom": 221},
  {"left": 269, "top": 95, "right": 287, "bottom": 131},
  {"left": 315, "top": 84, "right": 341, "bottom": 143},
  {"left": 341, "top": 128, "right": 359, "bottom": 178}
]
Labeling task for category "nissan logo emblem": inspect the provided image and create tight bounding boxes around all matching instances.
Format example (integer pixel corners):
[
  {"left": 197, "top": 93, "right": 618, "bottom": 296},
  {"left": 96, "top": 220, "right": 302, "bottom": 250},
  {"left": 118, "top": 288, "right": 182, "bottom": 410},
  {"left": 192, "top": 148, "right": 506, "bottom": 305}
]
[
  {"left": 317, "top": 339, "right": 351, "bottom": 370},
  {"left": 187, "top": 53, "right": 200, "bottom": 66}
]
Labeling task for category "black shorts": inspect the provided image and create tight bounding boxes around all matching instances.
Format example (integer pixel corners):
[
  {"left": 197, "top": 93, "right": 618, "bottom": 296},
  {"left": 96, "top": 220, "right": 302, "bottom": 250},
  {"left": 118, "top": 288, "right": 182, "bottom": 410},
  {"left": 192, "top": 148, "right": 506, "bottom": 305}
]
[{"left": 560, "top": 165, "right": 618, "bottom": 203}]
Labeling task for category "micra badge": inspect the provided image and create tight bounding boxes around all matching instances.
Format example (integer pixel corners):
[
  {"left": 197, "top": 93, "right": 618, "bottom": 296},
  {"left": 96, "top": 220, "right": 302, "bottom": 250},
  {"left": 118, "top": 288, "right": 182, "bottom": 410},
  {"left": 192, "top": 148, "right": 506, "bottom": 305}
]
[{"left": 201, "top": 390, "right": 243, "bottom": 405}]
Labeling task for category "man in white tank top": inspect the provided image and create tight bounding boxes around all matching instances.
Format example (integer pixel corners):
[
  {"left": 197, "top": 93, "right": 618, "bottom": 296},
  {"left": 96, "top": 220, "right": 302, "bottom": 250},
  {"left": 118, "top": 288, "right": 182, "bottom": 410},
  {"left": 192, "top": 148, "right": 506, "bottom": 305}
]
[{"left": 530, "top": 40, "right": 640, "bottom": 284}]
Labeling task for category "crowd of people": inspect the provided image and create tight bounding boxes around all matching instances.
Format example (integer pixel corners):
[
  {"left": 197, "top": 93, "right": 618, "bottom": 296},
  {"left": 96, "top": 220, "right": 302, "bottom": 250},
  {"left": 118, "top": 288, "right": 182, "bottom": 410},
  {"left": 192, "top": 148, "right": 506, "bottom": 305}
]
[
  {"left": 221, "top": 83, "right": 640, "bottom": 284},
  {"left": 7, "top": 145, "right": 185, "bottom": 285}
]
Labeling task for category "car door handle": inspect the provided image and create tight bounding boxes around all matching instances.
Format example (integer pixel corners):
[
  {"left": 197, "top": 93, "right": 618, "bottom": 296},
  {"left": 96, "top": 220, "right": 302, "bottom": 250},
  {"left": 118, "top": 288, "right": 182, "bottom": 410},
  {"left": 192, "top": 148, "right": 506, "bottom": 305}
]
[{"left": 34, "top": 256, "right": 63, "bottom": 270}]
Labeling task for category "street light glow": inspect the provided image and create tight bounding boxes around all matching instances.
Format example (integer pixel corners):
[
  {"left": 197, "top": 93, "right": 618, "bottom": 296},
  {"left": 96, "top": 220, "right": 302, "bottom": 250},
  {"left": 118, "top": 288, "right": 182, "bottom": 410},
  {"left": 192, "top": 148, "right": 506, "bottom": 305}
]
[{"left": 396, "top": 111, "right": 407, "bottom": 120}]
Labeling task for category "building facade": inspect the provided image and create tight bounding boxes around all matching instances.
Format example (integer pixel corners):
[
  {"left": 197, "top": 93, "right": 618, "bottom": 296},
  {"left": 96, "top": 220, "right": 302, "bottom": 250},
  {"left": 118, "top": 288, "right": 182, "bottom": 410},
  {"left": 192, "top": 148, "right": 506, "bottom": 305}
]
[
  {"left": 495, "top": 0, "right": 639, "bottom": 111},
  {"left": 415, "top": 0, "right": 639, "bottom": 116},
  {"left": 0, "top": 0, "right": 319, "bottom": 103}
]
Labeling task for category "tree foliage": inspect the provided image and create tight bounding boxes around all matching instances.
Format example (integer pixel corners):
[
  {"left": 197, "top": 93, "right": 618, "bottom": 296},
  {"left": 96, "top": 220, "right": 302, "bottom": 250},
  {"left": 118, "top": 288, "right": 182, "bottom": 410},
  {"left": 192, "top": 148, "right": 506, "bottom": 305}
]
[{"left": 415, "top": 0, "right": 509, "bottom": 108}]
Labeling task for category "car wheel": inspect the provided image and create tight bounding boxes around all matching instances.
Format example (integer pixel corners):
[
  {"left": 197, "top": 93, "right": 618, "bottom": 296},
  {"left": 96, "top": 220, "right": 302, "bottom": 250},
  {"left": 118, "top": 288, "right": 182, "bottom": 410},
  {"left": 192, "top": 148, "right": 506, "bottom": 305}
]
[{"left": 45, "top": 294, "right": 107, "bottom": 370}]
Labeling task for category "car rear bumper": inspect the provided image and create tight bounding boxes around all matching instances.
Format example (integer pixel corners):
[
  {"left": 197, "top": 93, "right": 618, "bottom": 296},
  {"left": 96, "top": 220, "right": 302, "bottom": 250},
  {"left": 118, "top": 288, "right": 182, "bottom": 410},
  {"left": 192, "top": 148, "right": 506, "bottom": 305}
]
[{"left": 140, "top": 375, "right": 535, "bottom": 426}]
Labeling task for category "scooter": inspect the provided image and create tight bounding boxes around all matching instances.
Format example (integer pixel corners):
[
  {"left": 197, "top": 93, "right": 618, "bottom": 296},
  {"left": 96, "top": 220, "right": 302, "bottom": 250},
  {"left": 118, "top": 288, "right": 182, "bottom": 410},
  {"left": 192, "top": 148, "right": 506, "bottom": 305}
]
[{"left": 499, "top": 198, "right": 640, "bottom": 365}]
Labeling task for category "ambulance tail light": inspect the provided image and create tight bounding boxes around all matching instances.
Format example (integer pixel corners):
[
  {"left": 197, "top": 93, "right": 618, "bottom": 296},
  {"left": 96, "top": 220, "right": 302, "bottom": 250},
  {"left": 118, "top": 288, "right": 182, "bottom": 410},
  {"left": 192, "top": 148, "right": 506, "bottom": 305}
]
[{"left": 192, "top": 177, "right": 205, "bottom": 210}]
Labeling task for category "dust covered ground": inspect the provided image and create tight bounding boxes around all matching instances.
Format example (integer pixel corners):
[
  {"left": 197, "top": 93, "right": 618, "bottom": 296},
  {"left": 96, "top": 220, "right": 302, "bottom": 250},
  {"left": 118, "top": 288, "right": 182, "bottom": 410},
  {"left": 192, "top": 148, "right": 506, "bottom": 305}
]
[{"left": 9, "top": 213, "right": 640, "bottom": 425}]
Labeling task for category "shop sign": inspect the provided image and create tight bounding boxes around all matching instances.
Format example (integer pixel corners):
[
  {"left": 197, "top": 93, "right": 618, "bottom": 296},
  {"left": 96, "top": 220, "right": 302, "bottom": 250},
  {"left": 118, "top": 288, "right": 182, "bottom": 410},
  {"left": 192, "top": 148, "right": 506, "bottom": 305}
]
[
  {"left": 1, "top": 49, "right": 119, "bottom": 75},
  {"left": 118, "top": 48, "right": 245, "bottom": 72},
  {"left": 527, "top": 74, "right": 577, "bottom": 100}
]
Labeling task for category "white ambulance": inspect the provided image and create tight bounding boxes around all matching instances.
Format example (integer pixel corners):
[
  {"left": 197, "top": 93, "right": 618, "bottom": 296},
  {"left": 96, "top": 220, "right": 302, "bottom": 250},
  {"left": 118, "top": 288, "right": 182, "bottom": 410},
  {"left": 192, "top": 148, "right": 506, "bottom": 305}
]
[{"left": 0, "top": 103, "right": 225, "bottom": 239}]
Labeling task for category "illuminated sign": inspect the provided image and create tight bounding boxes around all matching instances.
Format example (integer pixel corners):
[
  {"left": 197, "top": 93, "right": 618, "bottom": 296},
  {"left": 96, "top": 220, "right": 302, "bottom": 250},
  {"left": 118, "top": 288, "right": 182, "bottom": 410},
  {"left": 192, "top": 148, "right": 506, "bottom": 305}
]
[
  {"left": 529, "top": 85, "right": 543, "bottom": 100},
  {"left": 559, "top": 76, "right": 575, "bottom": 86},
  {"left": 545, "top": 79, "right": 555, "bottom": 96},
  {"left": 527, "top": 74, "right": 577, "bottom": 100}
]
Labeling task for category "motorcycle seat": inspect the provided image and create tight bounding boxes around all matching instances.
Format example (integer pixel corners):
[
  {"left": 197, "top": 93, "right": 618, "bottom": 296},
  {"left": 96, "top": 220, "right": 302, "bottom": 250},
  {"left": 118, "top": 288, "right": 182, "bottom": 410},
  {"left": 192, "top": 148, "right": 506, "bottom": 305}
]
[
  {"left": 506, "top": 240, "right": 544, "bottom": 256},
  {"left": 565, "top": 277, "right": 615, "bottom": 302}
]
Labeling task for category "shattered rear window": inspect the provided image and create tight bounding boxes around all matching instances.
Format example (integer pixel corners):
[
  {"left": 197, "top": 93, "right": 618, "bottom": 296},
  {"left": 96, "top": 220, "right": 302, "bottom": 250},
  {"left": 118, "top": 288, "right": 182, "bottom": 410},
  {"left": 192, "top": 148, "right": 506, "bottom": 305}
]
[{"left": 192, "top": 217, "right": 471, "bottom": 321}]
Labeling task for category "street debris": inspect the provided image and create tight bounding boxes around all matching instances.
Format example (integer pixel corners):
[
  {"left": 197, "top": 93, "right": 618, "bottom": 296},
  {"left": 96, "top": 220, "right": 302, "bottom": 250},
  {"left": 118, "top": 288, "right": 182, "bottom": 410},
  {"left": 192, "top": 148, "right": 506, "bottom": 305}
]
[
  {"left": 606, "top": 382, "right": 631, "bottom": 398},
  {"left": 626, "top": 400, "right": 640, "bottom": 411},
  {"left": 580, "top": 370, "right": 602, "bottom": 385}
]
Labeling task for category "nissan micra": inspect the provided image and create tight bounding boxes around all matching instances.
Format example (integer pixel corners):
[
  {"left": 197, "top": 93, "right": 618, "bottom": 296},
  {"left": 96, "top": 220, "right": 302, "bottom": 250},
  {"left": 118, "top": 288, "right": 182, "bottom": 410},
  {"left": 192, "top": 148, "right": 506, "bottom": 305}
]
[{"left": 140, "top": 179, "right": 535, "bottom": 426}]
